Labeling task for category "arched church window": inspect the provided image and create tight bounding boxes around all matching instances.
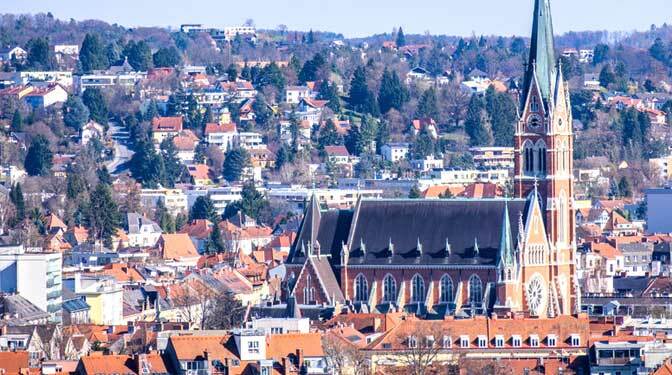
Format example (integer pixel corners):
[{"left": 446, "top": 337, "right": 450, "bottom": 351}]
[
  {"left": 410, "top": 274, "right": 425, "bottom": 303},
  {"left": 382, "top": 274, "right": 397, "bottom": 303},
  {"left": 354, "top": 274, "right": 368, "bottom": 302},
  {"left": 439, "top": 275, "right": 453, "bottom": 303},
  {"left": 468, "top": 274, "right": 482, "bottom": 305},
  {"left": 531, "top": 96, "right": 539, "bottom": 112},
  {"left": 523, "top": 141, "right": 534, "bottom": 176}
]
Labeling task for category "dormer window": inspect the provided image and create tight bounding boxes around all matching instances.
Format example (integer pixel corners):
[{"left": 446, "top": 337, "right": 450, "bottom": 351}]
[
  {"left": 477, "top": 335, "right": 487, "bottom": 348},
  {"left": 512, "top": 335, "right": 522, "bottom": 347},
  {"left": 494, "top": 335, "right": 504, "bottom": 348},
  {"left": 460, "top": 335, "right": 470, "bottom": 348},
  {"left": 530, "top": 334, "right": 539, "bottom": 347},
  {"left": 442, "top": 335, "right": 452, "bottom": 348},
  {"left": 547, "top": 334, "right": 557, "bottom": 347},
  {"left": 408, "top": 336, "right": 418, "bottom": 349},
  {"left": 570, "top": 334, "right": 581, "bottom": 347}
]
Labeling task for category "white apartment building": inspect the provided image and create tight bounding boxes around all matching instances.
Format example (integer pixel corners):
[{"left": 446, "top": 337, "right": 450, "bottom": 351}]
[
  {"left": 469, "top": 147, "right": 515, "bottom": 169},
  {"left": 267, "top": 186, "right": 383, "bottom": 211},
  {"left": 140, "top": 188, "right": 189, "bottom": 216},
  {"left": 0, "top": 245, "right": 62, "bottom": 323},
  {"left": 236, "top": 132, "right": 264, "bottom": 150},
  {"left": 381, "top": 143, "right": 410, "bottom": 162},
  {"left": 419, "top": 168, "right": 511, "bottom": 189},
  {"left": 18, "top": 71, "right": 73, "bottom": 88},
  {"left": 76, "top": 72, "right": 146, "bottom": 93}
]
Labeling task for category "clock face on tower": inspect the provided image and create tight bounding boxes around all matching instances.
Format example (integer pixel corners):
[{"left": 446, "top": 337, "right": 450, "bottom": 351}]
[
  {"left": 526, "top": 276, "right": 546, "bottom": 316},
  {"left": 527, "top": 114, "right": 542, "bottom": 131}
]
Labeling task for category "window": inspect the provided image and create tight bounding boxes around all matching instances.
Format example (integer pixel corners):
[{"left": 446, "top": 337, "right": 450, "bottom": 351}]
[
  {"left": 411, "top": 274, "right": 425, "bottom": 303},
  {"left": 570, "top": 334, "right": 581, "bottom": 347},
  {"left": 477, "top": 335, "right": 487, "bottom": 348},
  {"left": 408, "top": 336, "right": 418, "bottom": 348},
  {"left": 495, "top": 335, "right": 504, "bottom": 348},
  {"left": 460, "top": 335, "right": 470, "bottom": 348},
  {"left": 530, "top": 96, "right": 539, "bottom": 112},
  {"left": 534, "top": 140, "right": 547, "bottom": 174},
  {"left": 382, "top": 274, "right": 397, "bottom": 302},
  {"left": 303, "top": 275, "right": 315, "bottom": 304},
  {"left": 439, "top": 274, "right": 453, "bottom": 303},
  {"left": 468, "top": 274, "right": 482, "bottom": 305},
  {"left": 547, "top": 334, "right": 557, "bottom": 347},
  {"left": 442, "top": 335, "right": 452, "bottom": 348},
  {"left": 523, "top": 141, "right": 534, "bottom": 176},
  {"left": 530, "top": 335, "right": 539, "bottom": 347},
  {"left": 248, "top": 340, "right": 260, "bottom": 353},
  {"left": 512, "top": 335, "right": 522, "bottom": 347},
  {"left": 354, "top": 274, "right": 368, "bottom": 302}
]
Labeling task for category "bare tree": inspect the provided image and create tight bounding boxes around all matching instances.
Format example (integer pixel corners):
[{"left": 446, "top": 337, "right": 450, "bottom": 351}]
[
  {"left": 171, "top": 281, "right": 216, "bottom": 330},
  {"left": 321, "top": 332, "right": 369, "bottom": 375},
  {"left": 0, "top": 193, "right": 15, "bottom": 235},
  {"left": 395, "top": 325, "right": 445, "bottom": 375}
]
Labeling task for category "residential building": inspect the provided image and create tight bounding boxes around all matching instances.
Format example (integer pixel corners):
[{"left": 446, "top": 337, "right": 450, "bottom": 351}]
[
  {"left": 80, "top": 121, "right": 104, "bottom": 146},
  {"left": 75, "top": 353, "right": 168, "bottom": 375},
  {"left": 0, "top": 46, "right": 27, "bottom": 62},
  {"left": 0, "top": 245, "right": 62, "bottom": 323},
  {"left": 236, "top": 132, "right": 264, "bottom": 150},
  {"left": 470, "top": 146, "right": 515, "bottom": 169},
  {"left": 381, "top": 143, "right": 410, "bottom": 162},
  {"left": 410, "top": 118, "right": 438, "bottom": 139},
  {"left": 285, "top": 85, "right": 312, "bottom": 104},
  {"left": 410, "top": 155, "right": 444, "bottom": 172},
  {"left": 65, "top": 273, "right": 123, "bottom": 325},
  {"left": 23, "top": 84, "right": 68, "bottom": 108},
  {"left": 267, "top": 186, "right": 383, "bottom": 211},
  {"left": 151, "top": 116, "right": 183, "bottom": 144},
  {"left": 650, "top": 156, "right": 672, "bottom": 181},
  {"left": 140, "top": 188, "right": 188, "bottom": 216},
  {"left": 324, "top": 145, "right": 351, "bottom": 165},
  {"left": 205, "top": 122, "right": 237, "bottom": 152},
  {"left": 158, "top": 233, "right": 200, "bottom": 264},
  {"left": 126, "top": 212, "right": 162, "bottom": 248},
  {"left": 75, "top": 71, "right": 146, "bottom": 93},
  {"left": 17, "top": 71, "right": 73, "bottom": 88}
]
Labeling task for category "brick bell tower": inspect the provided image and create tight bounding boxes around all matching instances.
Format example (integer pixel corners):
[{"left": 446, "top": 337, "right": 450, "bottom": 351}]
[{"left": 512, "top": 0, "right": 578, "bottom": 316}]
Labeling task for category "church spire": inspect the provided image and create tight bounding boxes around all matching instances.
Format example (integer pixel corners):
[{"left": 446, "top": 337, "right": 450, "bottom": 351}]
[
  {"left": 522, "top": 0, "right": 556, "bottom": 106},
  {"left": 499, "top": 200, "right": 515, "bottom": 266}
]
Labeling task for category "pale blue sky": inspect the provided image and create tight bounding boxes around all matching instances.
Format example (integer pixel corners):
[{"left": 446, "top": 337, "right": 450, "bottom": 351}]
[{"left": 0, "top": 0, "right": 670, "bottom": 38}]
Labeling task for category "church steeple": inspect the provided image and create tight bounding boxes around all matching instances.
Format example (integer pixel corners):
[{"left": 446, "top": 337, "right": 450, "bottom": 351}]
[
  {"left": 522, "top": 0, "right": 556, "bottom": 108},
  {"left": 499, "top": 201, "right": 515, "bottom": 267}
]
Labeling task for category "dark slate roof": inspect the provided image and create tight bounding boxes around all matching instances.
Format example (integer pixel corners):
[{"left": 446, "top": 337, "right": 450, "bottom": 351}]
[
  {"left": 310, "top": 256, "right": 345, "bottom": 303},
  {"left": 347, "top": 199, "right": 527, "bottom": 266},
  {"left": 521, "top": 0, "right": 557, "bottom": 108},
  {"left": 289, "top": 208, "right": 353, "bottom": 265},
  {"left": 613, "top": 277, "right": 650, "bottom": 295}
]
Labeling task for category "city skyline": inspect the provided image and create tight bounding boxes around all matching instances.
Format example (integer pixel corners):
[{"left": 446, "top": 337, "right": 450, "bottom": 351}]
[{"left": 0, "top": 0, "right": 670, "bottom": 38}]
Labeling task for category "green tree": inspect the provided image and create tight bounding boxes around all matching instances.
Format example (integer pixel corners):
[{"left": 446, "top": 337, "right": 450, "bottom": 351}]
[
  {"left": 97, "top": 166, "right": 112, "bottom": 186},
  {"left": 649, "top": 38, "right": 669, "bottom": 65},
  {"left": 82, "top": 88, "right": 108, "bottom": 124},
  {"left": 190, "top": 196, "right": 217, "bottom": 222},
  {"left": 348, "top": 66, "right": 378, "bottom": 115},
  {"left": 222, "top": 148, "right": 249, "bottom": 182},
  {"left": 485, "top": 86, "right": 516, "bottom": 146},
  {"left": 618, "top": 176, "right": 632, "bottom": 198},
  {"left": 226, "top": 64, "right": 238, "bottom": 82},
  {"left": 9, "top": 183, "right": 25, "bottom": 223},
  {"left": 593, "top": 44, "right": 610, "bottom": 65},
  {"left": 66, "top": 173, "right": 88, "bottom": 200},
  {"left": 412, "top": 128, "right": 435, "bottom": 159},
  {"left": 599, "top": 64, "right": 616, "bottom": 88},
  {"left": 26, "top": 37, "right": 51, "bottom": 69},
  {"left": 207, "top": 224, "right": 225, "bottom": 253},
  {"left": 86, "top": 183, "right": 120, "bottom": 247},
  {"left": 464, "top": 94, "right": 493, "bottom": 146},
  {"left": 152, "top": 46, "right": 182, "bottom": 67},
  {"left": 24, "top": 135, "right": 53, "bottom": 176},
  {"left": 160, "top": 138, "right": 186, "bottom": 188},
  {"left": 415, "top": 87, "right": 439, "bottom": 119},
  {"left": 63, "top": 95, "right": 90, "bottom": 131},
  {"left": 318, "top": 119, "right": 342, "bottom": 150},
  {"left": 378, "top": 68, "right": 409, "bottom": 114},
  {"left": 155, "top": 200, "right": 176, "bottom": 233},
  {"left": 408, "top": 185, "right": 421, "bottom": 199},
  {"left": 256, "top": 62, "right": 286, "bottom": 92},
  {"left": 298, "top": 53, "right": 325, "bottom": 83},
  {"left": 80, "top": 33, "right": 109, "bottom": 73},
  {"left": 125, "top": 40, "right": 153, "bottom": 71},
  {"left": 252, "top": 94, "right": 273, "bottom": 129},
  {"left": 395, "top": 27, "right": 406, "bottom": 47},
  {"left": 11, "top": 109, "right": 22, "bottom": 132},
  {"left": 129, "top": 139, "right": 165, "bottom": 188},
  {"left": 317, "top": 80, "right": 341, "bottom": 112},
  {"left": 225, "top": 182, "right": 270, "bottom": 222}
]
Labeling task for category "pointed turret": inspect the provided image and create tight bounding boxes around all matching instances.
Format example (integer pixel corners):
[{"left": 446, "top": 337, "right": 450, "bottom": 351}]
[
  {"left": 308, "top": 193, "right": 321, "bottom": 245},
  {"left": 445, "top": 238, "right": 451, "bottom": 257},
  {"left": 473, "top": 238, "right": 480, "bottom": 257},
  {"left": 521, "top": 0, "right": 556, "bottom": 108},
  {"left": 416, "top": 238, "right": 423, "bottom": 256},
  {"left": 499, "top": 200, "right": 515, "bottom": 266}
]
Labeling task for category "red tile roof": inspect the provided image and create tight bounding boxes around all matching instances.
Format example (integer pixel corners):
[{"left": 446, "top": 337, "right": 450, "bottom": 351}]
[
  {"left": 205, "top": 122, "right": 237, "bottom": 135},
  {"left": 151, "top": 116, "right": 183, "bottom": 133}
]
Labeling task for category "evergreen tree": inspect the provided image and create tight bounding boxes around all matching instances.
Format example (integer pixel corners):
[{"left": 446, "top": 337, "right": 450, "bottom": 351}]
[
  {"left": 124, "top": 40, "right": 153, "bottom": 71},
  {"left": 412, "top": 128, "right": 435, "bottom": 159},
  {"left": 225, "top": 182, "right": 270, "bottom": 222},
  {"left": 485, "top": 86, "right": 516, "bottom": 146},
  {"left": 11, "top": 110, "right": 22, "bottom": 132},
  {"left": 593, "top": 44, "right": 610, "bottom": 65},
  {"left": 96, "top": 166, "right": 112, "bottom": 186},
  {"left": 160, "top": 138, "right": 186, "bottom": 188},
  {"left": 129, "top": 140, "right": 165, "bottom": 188},
  {"left": 256, "top": 62, "right": 285, "bottom": 92},
  {"left": 298, "top": 53, "right": 325, "bottom": 83},
  {"left": 395, "top": 27, "right": 406, "bottom": 47},
  {"left": 649, "top": 38, "right": 669, "bottom": 65},
  {"left": 464, "top": 94, "right": 493, "bottom": 146},
  {"left": 415, "top": 87, "right": 439, "bottom": 119},
  {"left": 82, "top": 88, "right": 108, "bottom": 124},
  {"left": 10, "top": 183, "right": 25, "bottom": 223},
  {"left": 378, "top": 68, "right": 409, "bottom": 114},
  {"left": 86, "top": 183, "right": 120, "bottom": 247},
  {"left": 408, "top": 185, "right": 421, "bottom": 199},
  {"left": 306, "top": 29, "right": 315, "bottom": 44},
  {"left": 66, "top": 173, "right": 88, "bottom": 200},
  {"left": 155, "top": 200, "right": 176, "bottom": 233},
  {"left": 222, "top": 148, "right": 249, "bottom": 182},
  {"left": 317, "top": 119, "right": 342, "bottom": 149},
  {"left": 207, "top": 224, "right": 225, "bottom": 253},
  {"left": 226, "top": 64, "right": 238, "bottom": 82},
  {"left": 106, "top": 41, "right": 122, "bottom": 66},
  {"left": 190, "top": 196, "right": 217, "bottom": 222},
  {"left": 618, "top": 176, "right": 632, "bottom": 198},
  {"left": 252, "top": 94, "right": 273, "bottom": 129},
  {"left": 63, "top": 95, "right": 90, "bottom": 131},
  {"left": 348, "top": 66, "right": 378, "bottom": 115},
  {"left": 24, "top": 135, "right": 53, "bottom": 176},
  {"left": 316, "top": 80, "right": 341, "bottom": 112},
  {"left": 152, "top": 46, "right": 182, "bottom": 67},
  {"left": 599, "top": 64, "right": 616, "bottom": 88},
  {"left": 26, "top": 37, "right": 51, "bottom": 69},
  {"left": 80, "top": 33, "right": 109, "bottom": 73}
]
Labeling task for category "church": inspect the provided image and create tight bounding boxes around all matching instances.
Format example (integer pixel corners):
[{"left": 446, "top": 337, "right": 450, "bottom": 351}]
[{"left": 286, "top": 0, "right": 579, "bottom": 319}]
